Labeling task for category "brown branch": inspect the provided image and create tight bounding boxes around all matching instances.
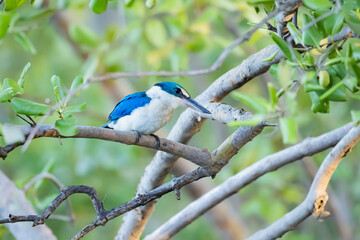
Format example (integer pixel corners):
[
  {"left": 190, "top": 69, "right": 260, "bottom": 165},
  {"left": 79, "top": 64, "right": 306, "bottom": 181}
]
[
  {"left": 0, "top": 122, "right": 266, "bottom": 240},
  {"left": 1, "top": 125, "right": 211, "bottom": 166},
  {"left": 144, "top": 122, "right": 354, "bottom": 240},
  {"left": 246, "top": 123, "right": 360, "bottom": 240},
  {"left": 0, "top": 185, "right": 105, "bottom": 227}
]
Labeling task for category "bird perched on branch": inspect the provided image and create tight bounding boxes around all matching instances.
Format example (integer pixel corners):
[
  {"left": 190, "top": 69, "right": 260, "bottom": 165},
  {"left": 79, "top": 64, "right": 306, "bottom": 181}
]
[{"left": 102, "top": 82, "right": 211, "bottom": 148}]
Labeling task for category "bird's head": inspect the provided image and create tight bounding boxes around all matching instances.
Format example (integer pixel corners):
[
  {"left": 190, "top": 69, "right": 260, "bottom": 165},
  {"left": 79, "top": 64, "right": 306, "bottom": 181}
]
[{"left": 146, "top": 82, "right": 211, "bottom": 114}]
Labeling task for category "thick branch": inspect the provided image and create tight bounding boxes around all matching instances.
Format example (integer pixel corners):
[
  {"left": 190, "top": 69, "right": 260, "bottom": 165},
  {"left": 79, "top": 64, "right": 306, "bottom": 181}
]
[
  {"left": 246, "top": 123, "right": 360, "bottom": 240},
  {"left": 1, "top": 125, "right": 211, "bottom": 166},
  {"left": 144, "top": 122, "right": 354, "bottom": 240}
]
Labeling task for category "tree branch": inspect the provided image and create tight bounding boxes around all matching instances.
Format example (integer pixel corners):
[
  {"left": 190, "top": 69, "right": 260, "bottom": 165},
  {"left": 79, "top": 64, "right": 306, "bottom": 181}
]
[
  {"left": 0, "top": 122, "right": 266, "bottom": 240},
  {"left": 1, "top": 103, "right": 251, "bottom": 164},
  {"left": 1, "top": 125, "right": 211, "bottom": 166},
  {"left": 246, "top": 123, "right": 360, "bottom": 240},
  {"left": 144, "top": 122, "right": 354, "bottom": 240}
]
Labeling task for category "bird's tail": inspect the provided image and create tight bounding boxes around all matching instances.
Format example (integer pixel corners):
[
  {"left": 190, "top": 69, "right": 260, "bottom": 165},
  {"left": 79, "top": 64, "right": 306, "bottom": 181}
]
[{"left": 101, "top": 124, "right": 111, "bottom": 128}]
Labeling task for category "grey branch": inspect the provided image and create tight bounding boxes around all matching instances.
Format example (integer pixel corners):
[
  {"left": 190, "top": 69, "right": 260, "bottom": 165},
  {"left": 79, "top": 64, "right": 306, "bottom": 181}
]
[
  {"left": 144, "top": 122, "right": 354, "bottom": 240},
  {"left": 246, "top": 123, "right": 360, "bottom": 240},
  {"left": 0, "top": 122, "right": 265, "bottom": 240}
]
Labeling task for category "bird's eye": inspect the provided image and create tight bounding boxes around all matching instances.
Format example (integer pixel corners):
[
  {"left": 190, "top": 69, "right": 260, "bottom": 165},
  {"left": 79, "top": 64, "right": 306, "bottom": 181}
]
[{"left": 175, "top": 88, "right": 182, "bottom": 94}]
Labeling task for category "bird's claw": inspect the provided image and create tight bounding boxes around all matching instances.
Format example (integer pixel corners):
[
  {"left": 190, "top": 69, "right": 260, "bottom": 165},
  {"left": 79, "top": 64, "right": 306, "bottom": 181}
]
[
  {"left": 150, "top": 134, "right": 160, "bottom": 149},
  {"left": 132, "top": 131, "right": 141, "bottom": 143}
]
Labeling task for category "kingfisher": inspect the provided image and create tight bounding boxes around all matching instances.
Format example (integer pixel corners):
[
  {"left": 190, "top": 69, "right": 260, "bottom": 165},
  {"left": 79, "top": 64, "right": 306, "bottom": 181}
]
[{"left": 102, "top": 82, "right": 211, "bottom": 148}]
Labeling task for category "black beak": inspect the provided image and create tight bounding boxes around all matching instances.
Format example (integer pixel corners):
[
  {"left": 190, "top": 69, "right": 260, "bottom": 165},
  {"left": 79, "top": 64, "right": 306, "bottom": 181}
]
[{"left": 181, "top": 97, "right": 211, "bottom": 114}]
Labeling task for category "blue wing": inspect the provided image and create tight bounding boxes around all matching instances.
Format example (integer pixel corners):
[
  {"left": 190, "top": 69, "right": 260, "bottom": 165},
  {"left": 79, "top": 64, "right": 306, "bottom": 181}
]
[{"left": 107, "top": 91, "right": 151, "bottom": 123}]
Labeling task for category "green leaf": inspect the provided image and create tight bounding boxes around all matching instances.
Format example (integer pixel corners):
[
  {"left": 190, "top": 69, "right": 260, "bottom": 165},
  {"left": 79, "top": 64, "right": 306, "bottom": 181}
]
[
  {"left": 232, "top": 92, "right": 269, "bottom": 114},
  {"left": 51, "top": 75, "right": 66, "bottom": 102},
  {"left": 302, "top": 14, "right": 322, "bottom": 47},
  {"left": 0, "top": 88, "right": 13, "bottom": 102},
  {"left": 279, "top": 117, "right": 298, "bottom": 144},
  {"left": 3, "top": 78, "right": 23, "bottom": 95},
  {"left": 343, "top": 76, "right": 358, "bottom": 92},
  {"left": 69, "top": 24, "right": 100, "bottom": 48},
  {"left": 1, "top": 125, "right": 25, "bottom": 145},
  {"left": 320, "top": 81, "right": 344, "bottom": 101},
  {"left": 70, "top": 75, "right": 84, "bottom": 92},
  {"left": 5, "top": 0, "right": 18, "bottom": 11},
  {"left": 18, "top": 62, "right": 31, "bottom": 88},
  {"left": 19, "top": 8, "right": 54, "bottom": 21},
  {"left": 247, "top": 0, "right": 274, "bottom": 4},
  {"left": 0, "top": 12, "right": 12, "bottom": 39},
  {"left": 302, "top": 0, "right": 332, "bottom": 10},
  {"left": 270, "top": 32, "right": 301, "bottom": 63},
  {"left": 331, "top": 13, "right": 344, "bottom": 36},
  {"left": 63, "top": 103, "right": 86, "bottom": 117},
  {"left": 309, "top": 91, "right": 329, "bottom": 113},
  {"left": 145, "top": 0, "right": 156, "bottom": 8},
  {"left": 286, "top": 22, "right": 302, "bottom": 45},
  {"left": 55, "top": 116, "right": 78, "bottom": 136},
  {"left": 267, "top": 83, "right": 277, "bottom": 109},
  {"left": 325, "top": 57, "right": 343, "bottom": 66},
  {"left": 14, "top": 32, "right": 37, "bottom": 54},
  {"left": 124, "top": 0, "right": 135, "bottom": 7},
  {"left": 262, "top": 50, "right": 279, "bottom": 62},
  {"left": 145, "top": 20, "right": 167, "bottom": 48},
  {"left": 304, "top": 83, "right": 325, "bottom": 92},
  {"left": 10, "top": 97, "right": 50, "bottom": 116},
  {"left": 351, "top": 110, "right": 360, "bottom": 124},
  {"left": 89, "top": 0, "right": 108, "bottom": 14},
  {"left": 344, "top": 12, "right": 360, "bottom": 35}
]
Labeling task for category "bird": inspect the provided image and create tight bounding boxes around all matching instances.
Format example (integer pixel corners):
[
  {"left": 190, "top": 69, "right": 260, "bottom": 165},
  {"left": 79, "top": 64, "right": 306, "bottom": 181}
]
[{"left": 102, "top": 82, "right": 211, "bottom": 148}]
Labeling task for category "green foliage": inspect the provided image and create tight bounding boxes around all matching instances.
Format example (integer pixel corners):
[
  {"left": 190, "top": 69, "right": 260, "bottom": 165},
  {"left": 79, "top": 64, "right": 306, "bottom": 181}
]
[
  {"left": 10, "top": 97, "right": 50, "bottom": 115},
  {"left": 1, "top": 1, "right": 360, "bottom": 239},
  {"left": 55, "top": 116, "right": 78, "bottom": 136},
  {"left": 279, "top": 117, "right": 298, "bottom": 144},
  {"left": 302, "top": 0, "right": 332, "bottom": 10},
  {"left": 0, "top": 12, "right": 11, "bottom": 39},
  {"left": 69, "top": 24, "right": 100, "bottom": 48},
  {"left": 89, "top": 0, "right": 108, "bottom": 14}
]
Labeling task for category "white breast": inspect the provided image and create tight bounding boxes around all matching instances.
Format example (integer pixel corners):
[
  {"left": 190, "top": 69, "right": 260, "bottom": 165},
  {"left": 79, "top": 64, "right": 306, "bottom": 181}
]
[{"left": 109, "top": 86, "right": 183, "bottom": 134}]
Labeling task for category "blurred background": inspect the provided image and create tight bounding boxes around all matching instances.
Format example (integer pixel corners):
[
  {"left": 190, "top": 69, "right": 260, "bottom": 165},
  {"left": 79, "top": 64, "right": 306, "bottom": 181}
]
[{"left": 0, "top": 0, "right": 359, "bottom": 239}]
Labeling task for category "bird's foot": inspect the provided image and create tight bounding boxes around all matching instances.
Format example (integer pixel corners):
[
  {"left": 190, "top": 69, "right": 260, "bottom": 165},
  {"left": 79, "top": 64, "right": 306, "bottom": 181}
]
[
  {"left": 132, "top": 130, "right": 142, "bottom": 143},
  {"left": 150, "top": 134, "right": 160, "bottom": 149}
]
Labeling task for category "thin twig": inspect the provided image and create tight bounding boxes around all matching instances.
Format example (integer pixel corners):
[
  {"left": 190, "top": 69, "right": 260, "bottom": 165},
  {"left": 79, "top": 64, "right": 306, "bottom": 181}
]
[{"left": 16, "top": 114, "right": 34, "bottom": 127}]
